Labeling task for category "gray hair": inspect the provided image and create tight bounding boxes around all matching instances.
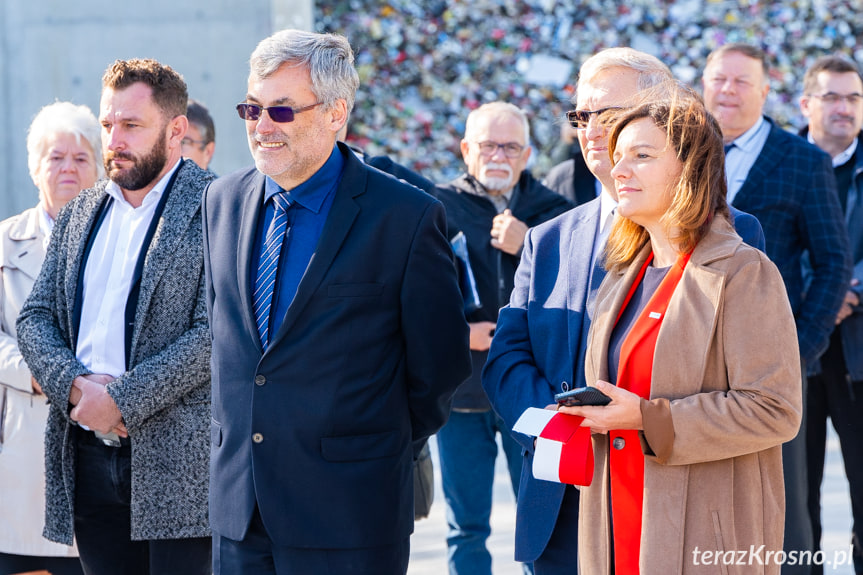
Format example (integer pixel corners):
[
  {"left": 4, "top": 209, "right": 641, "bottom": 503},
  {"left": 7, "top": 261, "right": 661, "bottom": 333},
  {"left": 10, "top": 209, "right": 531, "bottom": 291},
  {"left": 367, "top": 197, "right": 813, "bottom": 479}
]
[
  {"left": 576, "top": 47, "right": 673, "bottom": 99},
  {"left": 250, "top": 29, "right": 359, "bottom": 115},
  {"left": 27, "top": 101, "right": 103, "bottom": 181},
  {"left": 465, "top": 101, "right": 531, "bottom": 144}
]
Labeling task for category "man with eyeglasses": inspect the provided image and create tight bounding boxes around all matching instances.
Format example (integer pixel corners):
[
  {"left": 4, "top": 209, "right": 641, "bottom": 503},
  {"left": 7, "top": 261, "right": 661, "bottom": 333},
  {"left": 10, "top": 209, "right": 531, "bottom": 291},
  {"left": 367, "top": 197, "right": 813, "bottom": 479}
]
[
  {"left": 702, "top": 43, "right": 853, "bottom": 575},
  {"left": 432, "top": 101, "right": 572, "bottom": 575},
  {"left": 201, "top": 29, "right": 470, "bottom": 575},
  {"left": 798, "top": 55, "right": 863, "bottom": 575},
  {"left": 181, "top": 99, "right": 216, "bottom": 172}
]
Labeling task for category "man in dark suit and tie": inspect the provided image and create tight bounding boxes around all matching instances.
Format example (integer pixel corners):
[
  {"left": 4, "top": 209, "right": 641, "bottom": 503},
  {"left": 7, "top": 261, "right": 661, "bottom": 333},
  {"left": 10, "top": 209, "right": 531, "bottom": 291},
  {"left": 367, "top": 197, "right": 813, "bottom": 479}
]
[
  {"left": 17, "top": 59, "right": 215, "bottom": 575},
  {"left": 799, "top": 55, "right": 863, "bottom": 575},
  {"left": 482, "top": 48, "right": 765, "bottom": 575},
  {"left": 202, "top": 29, "right": 471, "bottom": 575},
  {"left": 702, "top": 43, "right": 853, "bottom": 574}
]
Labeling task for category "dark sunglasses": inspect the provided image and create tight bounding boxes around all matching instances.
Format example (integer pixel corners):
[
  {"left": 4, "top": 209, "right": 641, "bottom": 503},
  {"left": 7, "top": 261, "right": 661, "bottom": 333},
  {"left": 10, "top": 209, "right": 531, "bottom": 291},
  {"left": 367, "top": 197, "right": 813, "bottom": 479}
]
[
  {"left": 566, "top": 107, "right": 623, "bottom": 129},
  {"left": 236, "top": 102, "right": 322, "bottom": 123}
]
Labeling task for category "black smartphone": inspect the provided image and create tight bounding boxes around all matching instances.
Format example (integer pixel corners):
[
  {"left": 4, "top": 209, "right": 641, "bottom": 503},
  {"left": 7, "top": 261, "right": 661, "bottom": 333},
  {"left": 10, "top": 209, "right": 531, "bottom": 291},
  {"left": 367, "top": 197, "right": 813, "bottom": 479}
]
[{"left": 554, "top": 387, "right": 612, "bottom": 407}]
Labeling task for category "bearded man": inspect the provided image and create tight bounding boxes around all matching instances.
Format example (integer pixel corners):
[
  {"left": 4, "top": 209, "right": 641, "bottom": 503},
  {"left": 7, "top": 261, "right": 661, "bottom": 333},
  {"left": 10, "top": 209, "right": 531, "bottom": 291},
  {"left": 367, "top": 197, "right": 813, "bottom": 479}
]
[
  {"left": 431, "top": 101, "right": 573, "bottom": 575},
  {"left": 17, "top": 58, "right": 214, "bottom": 575}
]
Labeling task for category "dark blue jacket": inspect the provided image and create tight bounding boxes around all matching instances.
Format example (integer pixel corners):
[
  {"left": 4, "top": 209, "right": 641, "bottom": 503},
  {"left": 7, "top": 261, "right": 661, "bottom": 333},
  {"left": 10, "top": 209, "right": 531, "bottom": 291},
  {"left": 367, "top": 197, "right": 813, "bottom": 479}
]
[
  {"left": 731, "top": 118, "right": 852, "bottom": 365},
  {"left": 203, "top": 144, "right": 471, "bottom": 547},
  {"left": 433, "top": 172, "right": 573, "bottom": 410}
]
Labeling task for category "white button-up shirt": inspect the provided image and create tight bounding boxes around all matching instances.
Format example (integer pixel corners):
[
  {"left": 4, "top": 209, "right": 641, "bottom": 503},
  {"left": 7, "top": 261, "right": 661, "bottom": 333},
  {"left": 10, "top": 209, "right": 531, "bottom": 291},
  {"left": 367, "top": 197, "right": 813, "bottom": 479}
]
[{"left": 75, "top": 160, "right": 180, "bottom": 377}]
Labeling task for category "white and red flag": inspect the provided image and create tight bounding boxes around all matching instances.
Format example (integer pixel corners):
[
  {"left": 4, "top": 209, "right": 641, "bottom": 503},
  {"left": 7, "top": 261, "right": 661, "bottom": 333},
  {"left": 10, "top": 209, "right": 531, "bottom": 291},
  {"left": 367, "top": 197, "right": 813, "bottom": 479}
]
[{"left": 513, "top": 407, "right": 594, "bottom": 485}]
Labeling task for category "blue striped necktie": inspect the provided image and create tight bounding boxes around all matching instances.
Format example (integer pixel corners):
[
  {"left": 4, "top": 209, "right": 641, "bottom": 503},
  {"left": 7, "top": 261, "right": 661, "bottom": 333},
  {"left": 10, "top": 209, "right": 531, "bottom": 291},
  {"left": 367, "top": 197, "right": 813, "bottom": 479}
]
[{"left": 253, "top": 193, "right": 292, "bottom": 350}]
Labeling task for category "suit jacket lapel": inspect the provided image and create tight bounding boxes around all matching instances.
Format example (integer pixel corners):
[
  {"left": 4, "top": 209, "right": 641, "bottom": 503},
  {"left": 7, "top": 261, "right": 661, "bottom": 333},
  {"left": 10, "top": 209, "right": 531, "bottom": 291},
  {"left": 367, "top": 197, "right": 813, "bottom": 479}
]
[
  {"left": 733, "top": 120, "right": 784, "bottom": 205},
  {"left": 237, "top": 172, "right": 268, "bottom": 352},
  {"left": 267, "top": 151, "right": 364, "bottom": 350},
  {"left": 567, "top": 201, "right": 600, "bottom": 388}
]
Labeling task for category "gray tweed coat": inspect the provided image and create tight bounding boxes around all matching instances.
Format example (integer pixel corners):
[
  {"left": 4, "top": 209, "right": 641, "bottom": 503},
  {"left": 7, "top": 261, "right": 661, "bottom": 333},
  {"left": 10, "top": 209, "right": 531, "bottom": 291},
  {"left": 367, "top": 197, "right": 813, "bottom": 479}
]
[{"left": 16, "top": 160, "right": 214, "bottom": 543}]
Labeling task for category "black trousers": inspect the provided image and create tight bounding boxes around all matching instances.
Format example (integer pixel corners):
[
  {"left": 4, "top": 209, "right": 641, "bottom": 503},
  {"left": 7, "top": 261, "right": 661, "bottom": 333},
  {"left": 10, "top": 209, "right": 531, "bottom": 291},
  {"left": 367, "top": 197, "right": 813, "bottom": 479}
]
[
  {"left": 73, "top": 431, "right": 211, "bottom": 575},
  {"left": 0, "top": 551, "right": 83, "bottom": 575},
  {"left": 783, "top": 364, "right": 814, "bottom": 575},
  {"left": 213, "top": 506, "right": 409, "bottom": 575},
  {"left": 807, "top": 332, "right": 863, "bottom": 575}
]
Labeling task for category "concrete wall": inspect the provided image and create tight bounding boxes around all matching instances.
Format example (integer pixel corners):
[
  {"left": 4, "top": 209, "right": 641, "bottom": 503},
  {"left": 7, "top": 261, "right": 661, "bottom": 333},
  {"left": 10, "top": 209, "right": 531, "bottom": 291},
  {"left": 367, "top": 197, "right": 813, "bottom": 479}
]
[{"left": 0, "top": 0, "right": 312, "bottom": 220}]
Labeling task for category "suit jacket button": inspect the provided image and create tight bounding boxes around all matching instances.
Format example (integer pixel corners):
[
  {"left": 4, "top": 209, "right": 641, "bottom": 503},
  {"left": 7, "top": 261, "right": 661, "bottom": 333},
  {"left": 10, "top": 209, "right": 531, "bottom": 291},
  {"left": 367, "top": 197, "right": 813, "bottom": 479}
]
[
  {"left": 254, "top": 375, "right": 266, "bottom": 386},
  {"left": 252, "top": 433, "right": 264, "bottom": 444},
  {"left": 612, "top": 437, "right": 625, "bottom": 450}
]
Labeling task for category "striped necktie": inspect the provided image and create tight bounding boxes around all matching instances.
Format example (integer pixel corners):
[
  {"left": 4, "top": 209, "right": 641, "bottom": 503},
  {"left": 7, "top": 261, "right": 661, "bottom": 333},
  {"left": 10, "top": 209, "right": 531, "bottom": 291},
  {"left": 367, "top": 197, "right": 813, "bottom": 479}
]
[{"left": 253, "top": 193, "right": 291, "bottom": 350}]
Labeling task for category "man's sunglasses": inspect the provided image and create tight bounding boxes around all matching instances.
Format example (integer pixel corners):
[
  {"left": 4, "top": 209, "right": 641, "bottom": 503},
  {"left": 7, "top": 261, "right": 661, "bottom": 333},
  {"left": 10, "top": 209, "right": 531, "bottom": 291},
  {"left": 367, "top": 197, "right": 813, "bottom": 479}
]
[
  {"left": 236, "top": 102, "right": 322, "bottom": 123},
  {"left": 566, "top": 107, "right": 623, "bottom": 129}
]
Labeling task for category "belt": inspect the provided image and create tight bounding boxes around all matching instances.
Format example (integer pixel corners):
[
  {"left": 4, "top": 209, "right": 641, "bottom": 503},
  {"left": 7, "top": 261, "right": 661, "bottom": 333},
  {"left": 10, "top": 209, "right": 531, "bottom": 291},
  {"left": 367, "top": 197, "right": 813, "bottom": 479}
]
[{"left": 77, "top": 427, "right": 131, "bottom": 448}]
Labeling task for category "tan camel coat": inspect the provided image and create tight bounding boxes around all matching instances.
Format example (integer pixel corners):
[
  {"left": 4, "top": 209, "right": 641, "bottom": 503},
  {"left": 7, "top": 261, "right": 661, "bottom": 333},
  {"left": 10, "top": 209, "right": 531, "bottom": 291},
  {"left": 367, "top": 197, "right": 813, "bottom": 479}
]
[{"left": 580, "top": 217, "right": 802, "bottom": 575}]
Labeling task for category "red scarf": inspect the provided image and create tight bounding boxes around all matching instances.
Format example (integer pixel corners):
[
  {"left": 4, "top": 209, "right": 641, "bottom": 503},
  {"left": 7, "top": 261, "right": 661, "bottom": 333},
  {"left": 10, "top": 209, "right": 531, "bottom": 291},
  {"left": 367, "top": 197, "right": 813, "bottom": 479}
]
[{"left": 609, "top": 250, "right": 690, "bottom": 574}]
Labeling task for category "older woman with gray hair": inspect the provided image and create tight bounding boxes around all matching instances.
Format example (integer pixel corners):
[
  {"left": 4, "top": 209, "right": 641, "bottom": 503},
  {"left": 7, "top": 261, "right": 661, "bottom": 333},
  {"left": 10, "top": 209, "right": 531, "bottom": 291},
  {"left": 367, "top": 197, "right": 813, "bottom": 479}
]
[{"left": 0, "top": 101, "right": 101, "bottom": 575}]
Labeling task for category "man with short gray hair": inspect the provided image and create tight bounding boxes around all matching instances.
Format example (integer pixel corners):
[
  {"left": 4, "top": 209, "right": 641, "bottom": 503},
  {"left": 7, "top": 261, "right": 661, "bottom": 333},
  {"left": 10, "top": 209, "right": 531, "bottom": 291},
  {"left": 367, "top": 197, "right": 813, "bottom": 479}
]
[
  {"left": 203, "top": 29, "right": 470, "bottom": 574},
  {"left": 434, "top": 100, "right": 572, "bottom": 575}
]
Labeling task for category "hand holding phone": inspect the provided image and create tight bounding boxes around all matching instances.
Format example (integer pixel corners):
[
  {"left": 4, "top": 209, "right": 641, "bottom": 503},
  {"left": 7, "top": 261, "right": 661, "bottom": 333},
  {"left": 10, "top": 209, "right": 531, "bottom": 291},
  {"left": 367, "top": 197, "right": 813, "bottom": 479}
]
[{"left": 554, "top": 386, "right": 612, "bottom": 407}]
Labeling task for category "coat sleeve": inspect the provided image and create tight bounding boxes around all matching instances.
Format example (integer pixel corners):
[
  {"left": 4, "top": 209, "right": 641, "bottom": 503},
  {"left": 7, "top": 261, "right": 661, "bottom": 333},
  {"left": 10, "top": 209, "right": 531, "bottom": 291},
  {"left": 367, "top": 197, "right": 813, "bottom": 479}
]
[
  {"left": 400, "top": 199, "right": 471, "bottom": 446},
  {"left": 644, "top": 253, "right": 803, "bottom": 465},
  {"left": 482, "top": 227, "right": 559, "bottom": 452},
  {"left": 16, "top": 206, "right": 90, "bottom": 416},
  {"left": 0, "top": 247, "right": 33, "bottom": 392}
]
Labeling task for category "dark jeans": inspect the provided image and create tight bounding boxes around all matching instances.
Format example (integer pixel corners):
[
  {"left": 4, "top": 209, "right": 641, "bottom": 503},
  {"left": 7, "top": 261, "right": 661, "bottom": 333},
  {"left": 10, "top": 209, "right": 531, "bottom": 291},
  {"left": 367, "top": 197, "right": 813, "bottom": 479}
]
[
  {"left": 807, "top": 334, "right": 863, "bottom": 575},
  {"left": 213, "top": 506, "right": 409, "bottom": 575},
  {"left": 0, "top": 551, "right": 83, "bottom": 575},
  {"left": 74, "top": 431, "right": 211, "bottom": 575}
]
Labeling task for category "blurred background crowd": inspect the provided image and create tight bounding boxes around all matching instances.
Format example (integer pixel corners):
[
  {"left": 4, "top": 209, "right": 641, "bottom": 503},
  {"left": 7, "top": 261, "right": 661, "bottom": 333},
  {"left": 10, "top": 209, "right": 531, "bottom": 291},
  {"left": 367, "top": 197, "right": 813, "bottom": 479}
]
[{"left": 317, "top": 0, "right": 863, "bottom": 182}]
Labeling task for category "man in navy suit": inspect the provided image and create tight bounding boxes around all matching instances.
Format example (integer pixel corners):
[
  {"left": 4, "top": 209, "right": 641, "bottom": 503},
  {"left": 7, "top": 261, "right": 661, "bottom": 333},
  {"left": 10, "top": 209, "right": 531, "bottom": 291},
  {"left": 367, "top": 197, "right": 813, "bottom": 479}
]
[
  {"left": 482, "top": 48, "right": 765, "bottom": 575},
  {"left": 799, "top": 55, "right": 863, "bottom": 575},
  {"left": 202, "top": 29, "right": 471, "bottom": 575},
  {"left": 703, "top": 43, "right": 853, "bottom": 575}
]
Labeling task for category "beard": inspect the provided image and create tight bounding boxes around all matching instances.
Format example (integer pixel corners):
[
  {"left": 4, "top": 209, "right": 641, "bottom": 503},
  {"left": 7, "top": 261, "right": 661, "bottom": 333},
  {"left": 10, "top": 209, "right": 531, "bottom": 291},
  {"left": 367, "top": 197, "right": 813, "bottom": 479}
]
[
  {"left": 104, "top": 126, "right": 169, "bottom": 191},
  {"left": 478, "top": 162, "right": 515, "bottom": 192}
]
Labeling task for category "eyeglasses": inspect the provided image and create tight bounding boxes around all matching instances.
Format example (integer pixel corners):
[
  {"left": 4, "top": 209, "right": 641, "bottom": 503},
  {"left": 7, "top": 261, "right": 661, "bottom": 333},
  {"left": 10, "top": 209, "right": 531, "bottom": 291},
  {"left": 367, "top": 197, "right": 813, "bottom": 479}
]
[
  {"left": 236, "top": 102, "right": 323, "bottom": 123},
  {"left": 474, "top": 141, "right": 525, "bottom": 158},
  {"left": 181, "top": 137, "right": 207, "bottom": 149},
  {"left": 808, "top": 92, "right": 863, "bottom": 105},
  {"left": 566, "top": 107, "right": 623, "bottom": 129}
]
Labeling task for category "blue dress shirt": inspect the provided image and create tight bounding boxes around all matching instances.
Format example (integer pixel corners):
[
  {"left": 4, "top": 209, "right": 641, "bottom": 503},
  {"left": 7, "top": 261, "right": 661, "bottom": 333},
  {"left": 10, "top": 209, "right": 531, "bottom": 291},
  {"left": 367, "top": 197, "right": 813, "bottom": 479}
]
[{"left": 251, "top": 145, "right": 344, "bottom": 341}]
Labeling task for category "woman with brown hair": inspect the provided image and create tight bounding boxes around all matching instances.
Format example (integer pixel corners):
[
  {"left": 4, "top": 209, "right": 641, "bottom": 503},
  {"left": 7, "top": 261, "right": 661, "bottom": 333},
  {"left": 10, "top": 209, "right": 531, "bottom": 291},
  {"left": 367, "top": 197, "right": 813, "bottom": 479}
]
[{"left": 560, "top": 91, "right": 802, "bottom": 574}]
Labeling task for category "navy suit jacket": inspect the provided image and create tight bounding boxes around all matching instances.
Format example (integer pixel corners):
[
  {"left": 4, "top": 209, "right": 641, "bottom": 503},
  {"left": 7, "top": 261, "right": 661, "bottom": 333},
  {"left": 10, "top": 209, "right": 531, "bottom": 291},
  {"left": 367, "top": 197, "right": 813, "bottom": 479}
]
[
  {"left": 482, "top": 198, "right": 764, "bottom": 562},
  {"left": 731, "top": 118, "right": 851, "bottom": 365},
  {"left": 202, "top": 144, "right": 471, "bottom": 547}
]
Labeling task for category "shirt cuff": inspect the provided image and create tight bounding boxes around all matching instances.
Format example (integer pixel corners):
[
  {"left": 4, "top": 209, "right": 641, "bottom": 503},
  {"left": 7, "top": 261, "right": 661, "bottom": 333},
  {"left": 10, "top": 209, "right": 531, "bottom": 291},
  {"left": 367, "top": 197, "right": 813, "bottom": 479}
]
[{"left": 638, "top": 397, "right": 674, "bottom": 463}]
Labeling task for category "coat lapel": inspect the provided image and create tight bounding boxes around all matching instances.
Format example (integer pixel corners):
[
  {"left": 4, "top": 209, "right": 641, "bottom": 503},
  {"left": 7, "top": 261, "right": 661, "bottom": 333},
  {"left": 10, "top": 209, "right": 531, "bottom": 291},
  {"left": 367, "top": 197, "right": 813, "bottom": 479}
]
[
  {"left": 6, "top": 207, "right": 45, "bottom": 280},
  {"left": 128, "top": 164, "right": 202, "bottom": 357},
  {"left": 267, "top": 148, "right": 364, "bottom": 350}
]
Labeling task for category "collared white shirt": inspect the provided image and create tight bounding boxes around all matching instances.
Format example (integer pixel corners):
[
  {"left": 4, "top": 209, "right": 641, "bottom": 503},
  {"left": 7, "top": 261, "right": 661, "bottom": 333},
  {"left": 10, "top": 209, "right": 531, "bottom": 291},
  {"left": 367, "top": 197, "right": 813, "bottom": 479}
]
[
  {"left": 598, "top": 188, "right": 618, "bottom": 234},
  {"left": 76, "top": 160, "right": 181, "bottom": 377},
  {"left": 725, "top": 116, "right": 771, "bottom": 204},
  {"left": 807, "top": 132, "right": 858, "bottom": 167},
  {"left": 37, "top": 204, "right": 54, "bottom": 251}
]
